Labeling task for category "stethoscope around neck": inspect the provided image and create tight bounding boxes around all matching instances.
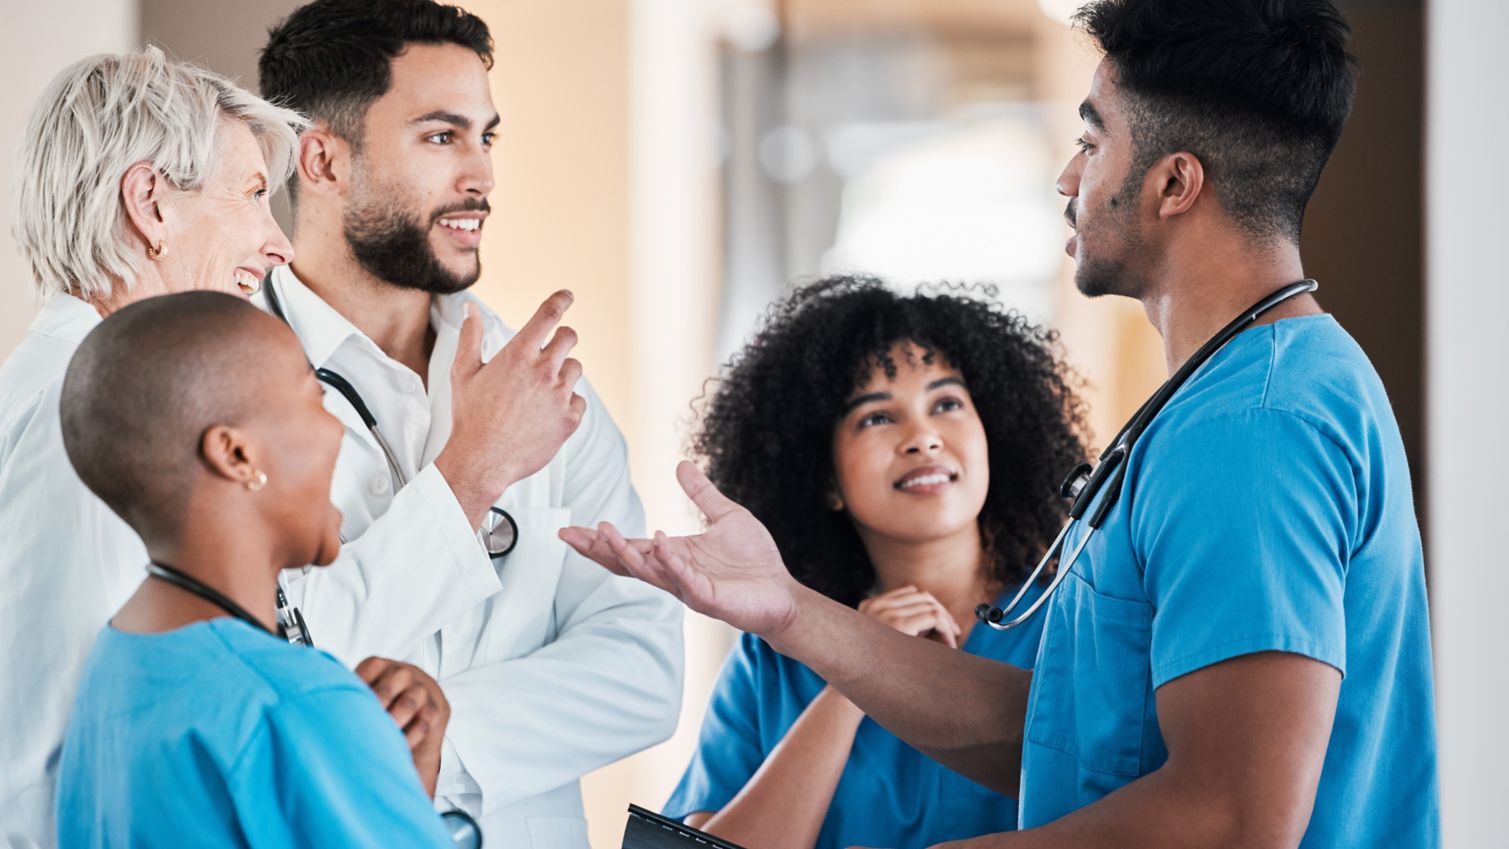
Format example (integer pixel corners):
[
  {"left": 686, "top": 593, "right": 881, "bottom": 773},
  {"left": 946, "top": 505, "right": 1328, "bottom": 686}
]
[
  {"left": 262, "top": 280, "right": 519, "bottom": 559},
  {"left": 975, "top": 279, "right": 1319, "bottom": 632}
]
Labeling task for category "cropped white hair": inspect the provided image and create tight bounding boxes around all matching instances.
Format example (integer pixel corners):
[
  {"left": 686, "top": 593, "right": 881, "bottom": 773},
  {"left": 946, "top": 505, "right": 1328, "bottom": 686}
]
[{"left": 10, "top": 45, "right": 308, "bottom": 301}]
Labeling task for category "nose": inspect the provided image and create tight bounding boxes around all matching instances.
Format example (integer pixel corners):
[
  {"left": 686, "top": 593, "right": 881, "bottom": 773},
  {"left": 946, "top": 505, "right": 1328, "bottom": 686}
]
[
  {"left": 1056, "top": 154, "right": 1081, "bottom": 199},
  {"left": 459, "top": 142, "right": 495, "bottom": 198},
  {"left": 900, "top": 424, "right": 943, "bottom": 456},
  {"left": 261, "top": 208, "right": 294, "bottom": 267}
]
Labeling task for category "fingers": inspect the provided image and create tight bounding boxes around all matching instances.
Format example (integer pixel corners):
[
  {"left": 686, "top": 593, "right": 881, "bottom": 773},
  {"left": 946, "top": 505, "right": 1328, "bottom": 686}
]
[
  {"left": 676, "top": 460, "right": 741, "bottom": 521},
  {"left": 559, "top": 358, "right": 583, "bottom": 390},
  {"left": 540, "top": 326, "right": 579, "bottom": 373},
  {"left": 450, "top": 303, "right": 484, "bottom": 378},
  {"left": 513, "top": 289, "right": 574, "bottom": 350},
  {"left": 559, "top": 525, "right": 656, "bottom": 576}
]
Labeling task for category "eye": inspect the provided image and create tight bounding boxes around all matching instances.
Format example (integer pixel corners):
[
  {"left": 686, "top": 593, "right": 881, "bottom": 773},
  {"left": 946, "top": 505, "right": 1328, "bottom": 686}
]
[
  {"left": 1074, "top": 137, "right": 1095, "bottom": 154},
  {"left": 857, "top": 411, "right": 892, "bottom": 429},
  {"left": 252, "top": 188, "right": 269, "bottom": 201},
  {"left": 481, "top": 131, "right": 497, "bottom": 148},
  {"left": 933, "top": 396, "right": 965, "bottom": 414},
  {"left": 426, "top": 131, "right": 454, "bottom": 145}
]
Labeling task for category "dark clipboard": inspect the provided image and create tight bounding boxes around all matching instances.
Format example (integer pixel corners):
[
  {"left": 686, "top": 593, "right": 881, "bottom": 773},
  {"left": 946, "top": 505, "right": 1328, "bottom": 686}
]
[{"left": 622, "top": 804, "right": 750, "bottom": 849}]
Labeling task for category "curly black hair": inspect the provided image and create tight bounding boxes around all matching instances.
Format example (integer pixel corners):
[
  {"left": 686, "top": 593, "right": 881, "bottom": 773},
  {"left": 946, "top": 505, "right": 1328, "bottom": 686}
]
[{"left": 691, "top": 275, "right": 1090, "bottom": 608}]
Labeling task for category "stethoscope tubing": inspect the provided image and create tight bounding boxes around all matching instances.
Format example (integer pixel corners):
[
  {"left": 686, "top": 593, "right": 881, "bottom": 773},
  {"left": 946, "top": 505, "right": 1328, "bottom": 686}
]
[{"left": 977, "top": 279, "right": 1319, "bottom": 631}]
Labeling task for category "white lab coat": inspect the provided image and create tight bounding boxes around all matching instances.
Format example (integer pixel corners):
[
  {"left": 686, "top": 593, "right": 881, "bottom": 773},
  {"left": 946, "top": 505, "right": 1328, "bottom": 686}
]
[
  {"left": 0, "top": 295, "right": 146, "bottom": 849},
  {"left": 264, "top": 267, "right": 684, "bottom": 848}
]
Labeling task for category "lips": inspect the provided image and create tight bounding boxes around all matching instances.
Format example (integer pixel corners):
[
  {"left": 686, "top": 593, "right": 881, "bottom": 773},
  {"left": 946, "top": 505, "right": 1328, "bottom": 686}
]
[{"left": 893, "top": 464, "right": 959, "bottom": 492}]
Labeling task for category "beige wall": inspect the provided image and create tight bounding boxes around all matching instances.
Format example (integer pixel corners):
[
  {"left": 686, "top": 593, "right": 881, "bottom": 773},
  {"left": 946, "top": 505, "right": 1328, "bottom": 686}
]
[{"left": 0, "top": 0, "right": 139, "bottom": 358}]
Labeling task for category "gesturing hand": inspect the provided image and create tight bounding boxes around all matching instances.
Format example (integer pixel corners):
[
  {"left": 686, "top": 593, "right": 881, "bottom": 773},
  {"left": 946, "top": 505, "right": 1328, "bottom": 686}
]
[
  {"left": 355, "top": 657, "right": 451, "bottom": 799},
  {"left": 559, "top": 461, "right": 800, "bottom": 638},
  {"left": 858, "top": 586, "right": 961, "bottom": 649},
  {"left": 437, "top": 290, "right": 586, "bottom": 527}
]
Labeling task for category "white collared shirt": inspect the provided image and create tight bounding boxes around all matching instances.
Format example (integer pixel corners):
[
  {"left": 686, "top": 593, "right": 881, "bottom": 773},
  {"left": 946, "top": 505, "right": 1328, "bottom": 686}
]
[
  {"left": 262, "top": 267, "right": 683, "bottom": 847},
  {"left": 0, "top": 294, "right": 146, "bottom": 849}
]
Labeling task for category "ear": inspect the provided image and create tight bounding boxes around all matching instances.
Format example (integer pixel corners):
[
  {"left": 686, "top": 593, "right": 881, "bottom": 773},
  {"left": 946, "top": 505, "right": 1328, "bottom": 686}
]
[
  {"left": 1152, "top": 151, "right": 1206, "bottom": 221},
  {"left": 200, "top": 425, "right": 262, "bottom": 488},
  {"left": 826, "top": 484, "right": 845, "bottom": 512},
  {"left": 119, "top": 160, "right": 167, "bottom": 252},
  {"left": 296, "top": 127, "right": 351, "bottom": 198}
]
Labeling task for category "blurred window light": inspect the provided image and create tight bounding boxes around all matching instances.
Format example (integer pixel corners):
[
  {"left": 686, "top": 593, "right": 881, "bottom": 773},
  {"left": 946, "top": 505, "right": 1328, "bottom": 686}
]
[
  {"left": 759, "top": 125, "right": 820, "bottom": 184},
  {"left": 1037, "top": 0, "right": 1083, "bottom": 26}
]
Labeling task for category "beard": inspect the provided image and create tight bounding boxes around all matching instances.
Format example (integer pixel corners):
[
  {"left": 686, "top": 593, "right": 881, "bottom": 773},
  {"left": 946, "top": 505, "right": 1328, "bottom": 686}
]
[
  {"left": 1071, "top": 169, "right": 1147, "bottom": 300},
  {"left": 342, "top": 184, "right": 485, "bottom": 295}
]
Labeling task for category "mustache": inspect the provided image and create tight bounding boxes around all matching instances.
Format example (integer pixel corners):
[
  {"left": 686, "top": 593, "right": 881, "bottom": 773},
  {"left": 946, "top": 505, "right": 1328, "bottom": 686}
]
[
  {"left": 431, "top": 198, "right": 491, "bottom": 223},
  {"left": 1064, "top": 201, "right": 1077, "bottom": 229}
]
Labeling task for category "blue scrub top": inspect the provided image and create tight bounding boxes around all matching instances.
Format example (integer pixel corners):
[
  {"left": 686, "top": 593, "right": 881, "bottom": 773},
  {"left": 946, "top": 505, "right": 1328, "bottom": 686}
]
[
  {"left": 665, "top": 584, "right": 1046, "bottom": 849},
  {"left": 56, "top": 618, "right": 452, "bottom": 848},
  {"left": 1019, "top": 315, "right": 1439, "bottom": 846}
]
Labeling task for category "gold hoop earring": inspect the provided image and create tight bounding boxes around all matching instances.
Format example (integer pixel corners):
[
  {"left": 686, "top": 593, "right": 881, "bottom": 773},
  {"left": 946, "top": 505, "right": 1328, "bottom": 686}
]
[
  {"left": 146, "top": 241, "right": 165, "bottom": 261},
  {"left": 245, "top": 469, "right": 267, "bottom": 492}
]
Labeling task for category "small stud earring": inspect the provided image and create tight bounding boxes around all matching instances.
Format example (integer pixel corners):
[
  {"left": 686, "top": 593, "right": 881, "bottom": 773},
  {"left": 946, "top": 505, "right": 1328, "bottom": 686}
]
[
  {"left": 826, "top": 493, "right": 844, "bottom": 511},
  {"left": 245, "top": 469, "right": 268, "bottom": 492},
  {"left": 146, "top": 241, "right": 165, "bottom": 261}
]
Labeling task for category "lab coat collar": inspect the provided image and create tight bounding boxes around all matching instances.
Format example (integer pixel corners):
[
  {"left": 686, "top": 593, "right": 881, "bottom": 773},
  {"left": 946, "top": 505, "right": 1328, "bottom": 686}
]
[
  {"left": 262, "top": 266, "right": 369, "bottom": 369},
  {"left": 263, "top": 266, "right": 490, "bottom": 369},
  {"left": 30, "top": 292, "right": 102, "bottom": 345}
]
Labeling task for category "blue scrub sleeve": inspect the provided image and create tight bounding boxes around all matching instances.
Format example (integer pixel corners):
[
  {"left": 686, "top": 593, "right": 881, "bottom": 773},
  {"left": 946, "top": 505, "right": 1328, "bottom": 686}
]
[
  {"left": 229, "top": 685, "right": 454, "bottom": 848},
  {"left": 662, "top": 633, "right": 769, "bottom": 821},
  {"left": 1135, "top": 409, "right": 1353, "bottom": 689}
]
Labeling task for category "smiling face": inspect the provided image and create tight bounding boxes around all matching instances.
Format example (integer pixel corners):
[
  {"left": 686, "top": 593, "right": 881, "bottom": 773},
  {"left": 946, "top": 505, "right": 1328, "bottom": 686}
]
[
  {"left": 249, "top": 322, "right": 347, "bottom": 568},
  {"left": 830, "top": 343, "right": 990, "bottom": 551},
  {"left": 340, "top": 42, "right": 498, "bottom": 294},
  {"left": 1056, "top": 61, "right": 1152, "bottom": 300},
  {"left": 156, "top": 118, "right": 293, "bottom": 297}
]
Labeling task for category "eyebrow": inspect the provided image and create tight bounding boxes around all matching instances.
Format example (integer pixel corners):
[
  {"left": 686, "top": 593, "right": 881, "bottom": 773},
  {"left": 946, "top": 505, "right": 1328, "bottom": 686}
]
[
  {"left": 1079, "top": 100, "right": 1106, "bottom": 132},
  {"left": 411, "top": 111, "right": 502, "bottom": 132},
  {"left": 841, "top": 377, "right": 968, "bottom": 415}
]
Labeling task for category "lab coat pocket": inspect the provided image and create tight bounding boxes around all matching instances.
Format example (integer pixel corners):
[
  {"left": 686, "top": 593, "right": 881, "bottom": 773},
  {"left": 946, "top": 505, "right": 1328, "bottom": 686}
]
[
  {"left": 478, "top": 506, "right": 572, "bottom": 663},
  {"left": 1023, "top": 569, "right": 1153, "bottom": 777},
  {"left": 525, "top": 815, "right": 590, "bottom": 849}
]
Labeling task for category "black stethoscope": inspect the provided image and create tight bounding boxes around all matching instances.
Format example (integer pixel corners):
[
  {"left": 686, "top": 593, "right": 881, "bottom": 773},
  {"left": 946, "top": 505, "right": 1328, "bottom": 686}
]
[
  {"left": 144, "top": 561, "right": 484, "bottom": 847},
  {"left": 976, "top": 279, "right": 1319, "bottom": 631},
  {"left": 263, "top": 280, "right": 519, "bottom": 559}
]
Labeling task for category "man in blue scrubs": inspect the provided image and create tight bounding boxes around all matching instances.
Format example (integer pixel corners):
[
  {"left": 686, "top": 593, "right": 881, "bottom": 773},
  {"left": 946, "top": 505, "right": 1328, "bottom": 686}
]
[{"left": 561, "top": 1, "right": 1440, "bottom": 846}]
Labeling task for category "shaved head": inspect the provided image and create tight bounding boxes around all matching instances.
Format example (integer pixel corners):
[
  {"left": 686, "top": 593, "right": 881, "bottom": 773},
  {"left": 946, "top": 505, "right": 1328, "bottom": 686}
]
[{"left": 60, "top": 292, "right": 306, "bottom": 542}]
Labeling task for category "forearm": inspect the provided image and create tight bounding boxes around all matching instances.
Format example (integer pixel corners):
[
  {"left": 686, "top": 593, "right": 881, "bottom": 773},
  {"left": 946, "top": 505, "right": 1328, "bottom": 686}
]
[
  {"left": 691, "top": 687, "right": 865, "bottom": 849},
  {"left": 768, "top": 585, "right": 1031, "bottom": 796},
  {"left": 287, "top": 464, "right": 500, "bottom": 664},
  {"left": 936, "top": 763, "right": 1293, "bottom": 849},
  {"left": 437, "top": 589, "right": 683, "bottom": 808}
]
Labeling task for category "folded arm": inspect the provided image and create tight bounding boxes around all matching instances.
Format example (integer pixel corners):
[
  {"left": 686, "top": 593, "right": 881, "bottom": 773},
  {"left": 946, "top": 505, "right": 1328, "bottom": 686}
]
[{"left": 934, "top": 651, "right": 1340, "bottom": 849}]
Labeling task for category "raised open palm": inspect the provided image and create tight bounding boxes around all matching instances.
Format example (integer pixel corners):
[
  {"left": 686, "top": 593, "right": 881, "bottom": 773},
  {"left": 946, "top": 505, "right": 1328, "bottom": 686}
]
[{"left": 559, "top": 461, "right": 799, "bottom": 637}]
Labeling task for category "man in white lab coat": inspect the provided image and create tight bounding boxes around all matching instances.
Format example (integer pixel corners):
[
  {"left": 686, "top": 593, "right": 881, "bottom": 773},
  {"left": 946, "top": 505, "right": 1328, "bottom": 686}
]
[{"left": 257, "top": 1, "right": 683, "bottom": 844}]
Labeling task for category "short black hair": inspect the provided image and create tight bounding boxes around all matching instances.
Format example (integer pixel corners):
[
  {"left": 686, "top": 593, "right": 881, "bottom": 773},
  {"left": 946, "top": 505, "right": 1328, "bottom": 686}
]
[
  {"left": 259, "top": 0, "right": 493, "bottom": 149},
  {"left": 60, "top": 292, "right": 282, "bottom": 541},
  {"left": 691, "top": 276, "right": 1089, "bottom": 607},
  {"left": 1075, "top": 0, "right": 1358, "bottom": 241}
]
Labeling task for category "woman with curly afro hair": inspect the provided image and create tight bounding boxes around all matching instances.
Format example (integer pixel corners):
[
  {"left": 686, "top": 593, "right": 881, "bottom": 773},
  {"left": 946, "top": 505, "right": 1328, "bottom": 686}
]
[{"left": 661, "top": 275, "right": 1089, "bottom": 849}]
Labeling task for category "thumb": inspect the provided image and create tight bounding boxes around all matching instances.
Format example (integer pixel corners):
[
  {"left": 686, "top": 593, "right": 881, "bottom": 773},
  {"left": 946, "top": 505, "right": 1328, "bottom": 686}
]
[
  {"left": 451, "top": 302, "right": 484, "bottom": 378},
  {"left": 676, "top": 460, "right": 741, "bottom": 522}
]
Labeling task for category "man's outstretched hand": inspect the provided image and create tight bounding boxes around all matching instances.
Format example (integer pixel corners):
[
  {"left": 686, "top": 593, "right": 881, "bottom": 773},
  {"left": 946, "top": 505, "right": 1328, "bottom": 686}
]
[{"left": 559, "top": 460, "right": 799, "bottom": 638}]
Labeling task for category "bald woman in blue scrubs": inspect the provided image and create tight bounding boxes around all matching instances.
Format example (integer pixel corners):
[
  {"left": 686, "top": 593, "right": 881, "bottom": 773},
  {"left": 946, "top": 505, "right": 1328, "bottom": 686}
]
[{"left": 563, "top": 2, "right": 1439, "bottom": 847}]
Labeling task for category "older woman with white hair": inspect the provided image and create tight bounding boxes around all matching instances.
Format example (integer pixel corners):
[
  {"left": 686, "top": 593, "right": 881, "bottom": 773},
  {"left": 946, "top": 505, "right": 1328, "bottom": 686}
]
[{"left": 0, "top": 46, "right": 303, "bottom": 848}]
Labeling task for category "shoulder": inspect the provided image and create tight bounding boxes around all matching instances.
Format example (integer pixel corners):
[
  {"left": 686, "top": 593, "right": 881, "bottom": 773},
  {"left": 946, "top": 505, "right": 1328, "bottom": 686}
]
[
  {"left": 1147, "top": 317, "right": 1382, "bottom": 464},
  {"left": 203, "top": 620, "right": 372, "bottom": 705}
]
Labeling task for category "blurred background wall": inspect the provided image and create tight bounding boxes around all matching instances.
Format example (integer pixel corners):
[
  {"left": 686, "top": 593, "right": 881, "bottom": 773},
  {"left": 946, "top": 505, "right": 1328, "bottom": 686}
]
[{"left": 2, "top": 0, "right": 1503, "bottom": 846}]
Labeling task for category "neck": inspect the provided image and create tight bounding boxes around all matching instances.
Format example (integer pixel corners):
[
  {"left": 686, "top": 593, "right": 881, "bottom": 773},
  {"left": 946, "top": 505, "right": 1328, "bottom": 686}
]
[
  {"left": 1139, "top": 235, "right": 1318, "bottom": 374},
  {"left": 290, "top": 212, "right": 435, "bottom": 379},
  {"left": 86, "top": 267, "right": 167, "bottom": 318},
  {"left": 112, "top": 499, "right": 284, "bottom": 636},
  {"left": 862, "top": 523, "right": 993, "bottom": 620}
]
